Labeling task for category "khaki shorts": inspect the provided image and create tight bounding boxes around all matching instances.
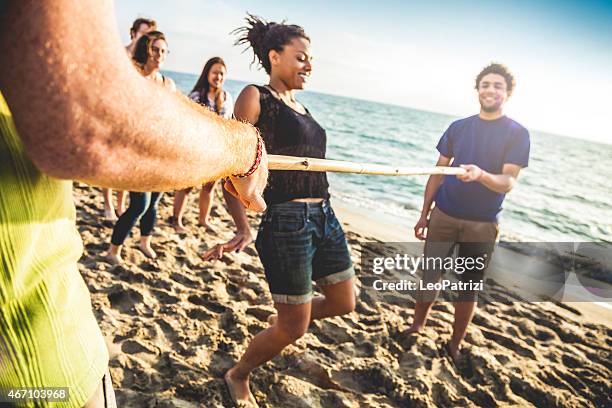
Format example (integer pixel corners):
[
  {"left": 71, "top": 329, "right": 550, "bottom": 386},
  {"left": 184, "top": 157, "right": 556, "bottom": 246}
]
[
  {"left": 420, "top": 207, "right": 499, "bottom": 301},
  {"left": 427, "top": 207, "right": 499, "bottom": 244}
]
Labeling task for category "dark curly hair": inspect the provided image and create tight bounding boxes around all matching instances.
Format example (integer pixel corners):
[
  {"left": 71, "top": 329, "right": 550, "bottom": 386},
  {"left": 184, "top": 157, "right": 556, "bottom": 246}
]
[
  {"left": 475, "top": 63, "right": 516, "bottom": 97},
  {"left": 233, "top": 14, "right": 309, "bottom": 75}
]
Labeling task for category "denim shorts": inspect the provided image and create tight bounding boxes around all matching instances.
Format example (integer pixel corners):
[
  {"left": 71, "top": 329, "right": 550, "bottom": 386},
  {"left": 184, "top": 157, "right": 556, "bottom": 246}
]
[{"left": 255, "top": 200, "right": 355, "bottom": 304}]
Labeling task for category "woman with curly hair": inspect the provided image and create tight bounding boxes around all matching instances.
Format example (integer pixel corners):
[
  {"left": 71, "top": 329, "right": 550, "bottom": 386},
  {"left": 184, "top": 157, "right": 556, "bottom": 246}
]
[{"left": 210, "top": 15, "right": 356, "bottom": 406}]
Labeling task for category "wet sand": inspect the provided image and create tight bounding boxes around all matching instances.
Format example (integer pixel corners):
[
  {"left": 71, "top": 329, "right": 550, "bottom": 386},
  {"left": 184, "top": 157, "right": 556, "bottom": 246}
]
[{"left": 74, "top": 183, "right": 611, "bottom": 407}]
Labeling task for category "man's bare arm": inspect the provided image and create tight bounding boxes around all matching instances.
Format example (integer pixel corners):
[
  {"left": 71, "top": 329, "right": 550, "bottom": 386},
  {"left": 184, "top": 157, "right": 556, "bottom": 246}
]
[
  {"left": 458, "top": 163, "right": 521, "bottom": 193},
  {"left": 420, "top": 155, "right": 451, "bottom": 217},
  {"left": 0, "top": 0, "right": 258, "bottom": 192},
  {"left": 413, "top": 154, "right": 451, "bottom": 240}
]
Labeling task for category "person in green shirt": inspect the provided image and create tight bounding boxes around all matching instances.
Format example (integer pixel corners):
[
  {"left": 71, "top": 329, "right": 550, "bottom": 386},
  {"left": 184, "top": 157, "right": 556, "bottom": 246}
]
[{"left": 0, "top": 1, "right": 269, "bottom": 407}]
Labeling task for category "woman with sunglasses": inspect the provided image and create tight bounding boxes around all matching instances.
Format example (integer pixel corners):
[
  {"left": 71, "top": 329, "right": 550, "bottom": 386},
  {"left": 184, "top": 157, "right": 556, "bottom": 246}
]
[{"left": 108, "top": 31, "right": 176, "bottom": 264}]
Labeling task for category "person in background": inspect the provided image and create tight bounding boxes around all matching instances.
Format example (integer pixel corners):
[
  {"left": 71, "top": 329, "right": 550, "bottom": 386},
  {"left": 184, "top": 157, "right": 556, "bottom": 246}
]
[
  {"left": 102, "top": 187, "right": 127, "bottom": 221},
  {"left": 173, "top": 57, "right": 250, "bottom": 246},
  {"left": 108, "top": 31, "right": 177, "bottom": 264},
  {"left": 208, "top": 15, "right": 356, "bottom": 407},
  {"left": 405, "top": 62, "right": 530, "bottom": 362},
  {"left": 125, "top": 17, "right": 156, "bottom": 56},
  {"left": 102, "top": 17, "right": 156, "bottom": 221}
]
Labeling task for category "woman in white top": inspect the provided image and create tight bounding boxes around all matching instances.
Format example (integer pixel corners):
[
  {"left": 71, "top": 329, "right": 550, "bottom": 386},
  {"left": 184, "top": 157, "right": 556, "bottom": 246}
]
[
  {"left": 188, "top": 57, "right": 234, "bottom": 119},
  {"left": 173, "top": 58, "right": 252, "bottom": 250}
]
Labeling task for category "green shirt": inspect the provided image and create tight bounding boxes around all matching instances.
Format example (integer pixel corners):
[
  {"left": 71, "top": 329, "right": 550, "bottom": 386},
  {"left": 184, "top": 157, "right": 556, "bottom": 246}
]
[{"left": 0, "top": 91, "right": 108, "bottom": 407}]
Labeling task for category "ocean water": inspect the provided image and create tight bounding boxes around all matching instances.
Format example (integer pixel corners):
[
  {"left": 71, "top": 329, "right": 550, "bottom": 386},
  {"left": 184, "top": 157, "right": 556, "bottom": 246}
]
[{"left": 166, "top": 71, "right": 612, "bottom": 243}]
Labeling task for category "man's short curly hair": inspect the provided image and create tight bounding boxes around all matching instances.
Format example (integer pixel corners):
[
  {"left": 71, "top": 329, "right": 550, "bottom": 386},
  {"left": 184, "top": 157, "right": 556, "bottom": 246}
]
[{"left": 475, "top": 63, "right": 516, "bottom": 97}]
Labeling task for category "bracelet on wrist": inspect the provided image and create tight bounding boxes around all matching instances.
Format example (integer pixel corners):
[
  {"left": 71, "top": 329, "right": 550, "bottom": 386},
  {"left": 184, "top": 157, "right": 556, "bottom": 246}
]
[{"left": 232, "top": 132, "right": 264, "bottom": 178}]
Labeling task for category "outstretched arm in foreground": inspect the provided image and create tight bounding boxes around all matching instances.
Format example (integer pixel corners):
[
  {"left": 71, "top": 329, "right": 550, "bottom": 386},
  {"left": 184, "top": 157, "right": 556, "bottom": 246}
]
[{"left": 0, "top": 0, "right": 267, "bottom": 211}]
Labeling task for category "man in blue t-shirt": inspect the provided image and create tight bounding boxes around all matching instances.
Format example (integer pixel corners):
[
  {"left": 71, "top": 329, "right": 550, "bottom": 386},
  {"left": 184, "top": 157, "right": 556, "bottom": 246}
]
[{"left": 404, "top": 63, "right": 530, "bottom": 362}]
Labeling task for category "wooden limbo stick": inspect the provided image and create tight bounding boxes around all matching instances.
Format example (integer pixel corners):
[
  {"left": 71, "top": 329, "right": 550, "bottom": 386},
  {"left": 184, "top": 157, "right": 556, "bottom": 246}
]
[{"left": 268, "top": 155, "right": 466, "bottom": 177}]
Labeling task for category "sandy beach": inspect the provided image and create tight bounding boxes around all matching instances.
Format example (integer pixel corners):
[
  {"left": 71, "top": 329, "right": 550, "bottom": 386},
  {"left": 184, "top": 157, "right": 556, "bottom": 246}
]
[{"left": 74, "top": 183, "right": 611, "bottom": 407}]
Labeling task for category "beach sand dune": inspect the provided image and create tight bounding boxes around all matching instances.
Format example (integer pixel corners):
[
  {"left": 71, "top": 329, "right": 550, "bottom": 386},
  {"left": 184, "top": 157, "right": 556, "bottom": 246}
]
[{"left": 74, "top": 183, "right": 611, "bottom": 408}]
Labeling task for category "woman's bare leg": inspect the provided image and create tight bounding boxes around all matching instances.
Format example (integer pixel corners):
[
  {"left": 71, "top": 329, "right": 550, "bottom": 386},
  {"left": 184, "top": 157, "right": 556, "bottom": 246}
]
[
  {"left": 225, "top": 302, "right": 311, "bottom": 404},
  {"left": 198, "top": 181, "right": 217, "bottom": 228},
  {"left": 268, "top": 278, "right": 356, "bottom": 325},
  {"left": 102, "top": 188, "right": 116, "bottom": 221},
  {"left": 172, "top": 188, "right": 191, "bottom": 233},
  {"left": 116, "top": 190, "right": 127, "bottom": 216},
  {"left": 310, "top": 277, "right": 356, "bottom": 320},
  {"left": 139, "top": 235, "right": 157, "bottom": 259},
  {"left": 107, "top": 244, "right": 123, "bottom": 265}
]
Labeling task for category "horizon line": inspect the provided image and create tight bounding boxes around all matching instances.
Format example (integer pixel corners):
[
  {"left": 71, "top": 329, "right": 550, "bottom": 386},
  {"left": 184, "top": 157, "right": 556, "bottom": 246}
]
[{"left": 163, "top": 68, "right": 610, "bottom": 147}]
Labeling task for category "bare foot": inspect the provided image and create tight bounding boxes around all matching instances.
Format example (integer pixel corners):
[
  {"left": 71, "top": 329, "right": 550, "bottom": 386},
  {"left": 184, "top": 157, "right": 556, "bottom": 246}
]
[
  {"left": 104, "top": 208, "right": 117, "bottom": 222},
  {"left": 139, "top": 244, "right": 157, "bottom": 259},
  {"left": 198, "top": 221, "right": 217, "bottom": 233},
  {"left": 445, "top": 341, "right": 460, "bottom": 363},
  {"left": 106, "top": 252, "right": 123, "bottom": 265},
  {"left": 400, "top": 324, "right": 424, "bottom": 337},
  {"left": 173, "top": 223, "right": 189, "bottom": 234},
  {"left": 267, "top": 314, "right": 277, "bottom": 326},
  {"left": 224, "top": 368, "right": 258, "bottom": 407}
]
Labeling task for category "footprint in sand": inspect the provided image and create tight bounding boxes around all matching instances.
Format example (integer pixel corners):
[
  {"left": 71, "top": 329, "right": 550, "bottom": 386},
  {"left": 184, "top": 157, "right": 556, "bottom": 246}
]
[
  {"left": 150, "top": 288, "right": 180, "bottom": 304},
  {"left": 169, "top": 271, "right": 201, "bottom": 287},
  {"left": 108, "top": 285, "right": 146, "bottom": 314},
  {"left": 121, "top": 339, "right": 158, "bottom": 355},
  {"left": 479, "top": 328, "right": 537, "bottom": 359},
  {"left": 187, "top": 295, "right": 227, "bottom": 314},
  {"left": 311, "top": 320, "right": 354, "bottom": 344},
  {"left": 186, "top": 307, "right": 216, "bottom": 321}
]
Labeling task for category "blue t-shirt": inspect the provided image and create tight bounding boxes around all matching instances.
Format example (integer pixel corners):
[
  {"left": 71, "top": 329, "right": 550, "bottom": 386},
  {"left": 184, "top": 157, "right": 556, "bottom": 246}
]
[{"left": 434, "top": 115, "right": 530, "bottom": 222}]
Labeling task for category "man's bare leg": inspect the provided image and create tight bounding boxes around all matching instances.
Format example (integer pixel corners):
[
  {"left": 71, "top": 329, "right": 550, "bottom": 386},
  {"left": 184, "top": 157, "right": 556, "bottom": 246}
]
[
  {"left": 402, "top": 270, "right": 442, "bottom": 335},
  {"left": 403, "top": 300, "right": 435, "bottom": 334},
  {"left": 448, "top": 301, "right": 477, "bottom": 360}
]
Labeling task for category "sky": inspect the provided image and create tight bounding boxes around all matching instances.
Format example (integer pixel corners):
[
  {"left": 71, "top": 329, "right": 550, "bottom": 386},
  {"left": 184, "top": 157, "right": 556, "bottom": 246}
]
[{"left": 114, "top": 0, "right": 612, "bottom": 144}]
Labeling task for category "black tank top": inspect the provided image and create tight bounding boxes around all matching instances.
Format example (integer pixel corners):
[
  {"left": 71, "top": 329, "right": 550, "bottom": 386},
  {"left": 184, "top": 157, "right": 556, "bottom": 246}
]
[{"left": 254, "top": 85, "right": 330, "bottom": 205}]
